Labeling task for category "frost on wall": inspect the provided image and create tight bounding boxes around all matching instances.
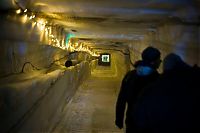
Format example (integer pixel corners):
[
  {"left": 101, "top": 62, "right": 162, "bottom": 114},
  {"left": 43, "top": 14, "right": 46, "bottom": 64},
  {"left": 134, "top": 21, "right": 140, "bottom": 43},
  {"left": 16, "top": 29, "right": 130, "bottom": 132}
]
[
  {"left": 0, "top": 41, "right": 67, "bottom": 77},
  {"left": 157, "top": 24, "right": 199, "bottom": 66}
]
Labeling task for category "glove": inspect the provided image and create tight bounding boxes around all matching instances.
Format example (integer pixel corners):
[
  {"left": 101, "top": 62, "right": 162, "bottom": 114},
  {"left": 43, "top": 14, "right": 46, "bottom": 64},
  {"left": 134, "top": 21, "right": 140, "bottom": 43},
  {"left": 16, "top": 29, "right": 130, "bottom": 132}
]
[{"left": 115, "top": 120, "right": 123, "bottom": 129}]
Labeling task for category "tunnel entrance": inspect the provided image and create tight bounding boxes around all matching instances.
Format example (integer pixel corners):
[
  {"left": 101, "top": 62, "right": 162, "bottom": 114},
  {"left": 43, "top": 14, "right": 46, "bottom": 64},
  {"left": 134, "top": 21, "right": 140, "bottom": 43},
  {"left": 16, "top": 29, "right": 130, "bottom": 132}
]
[{"left": 98, "top": 53, "right": 111, "bottom": 66}]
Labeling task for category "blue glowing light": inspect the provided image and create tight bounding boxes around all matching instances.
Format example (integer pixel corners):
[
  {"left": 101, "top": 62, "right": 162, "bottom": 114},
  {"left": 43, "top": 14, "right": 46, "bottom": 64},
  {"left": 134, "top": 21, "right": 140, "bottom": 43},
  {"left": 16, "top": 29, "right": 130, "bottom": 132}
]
[
  {"left": 18, "top": 43, "right": 27, "bottom": 56},
  {"left": 65, "top": 33, "right": 75, "bottom": 47}
]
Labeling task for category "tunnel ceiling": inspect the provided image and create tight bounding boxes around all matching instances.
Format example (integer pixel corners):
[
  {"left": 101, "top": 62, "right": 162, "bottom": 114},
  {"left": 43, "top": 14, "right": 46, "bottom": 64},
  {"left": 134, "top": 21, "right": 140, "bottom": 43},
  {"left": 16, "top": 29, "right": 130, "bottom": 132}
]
[{"left": 1, "top": 0, "right": 200, "bottom": 49}]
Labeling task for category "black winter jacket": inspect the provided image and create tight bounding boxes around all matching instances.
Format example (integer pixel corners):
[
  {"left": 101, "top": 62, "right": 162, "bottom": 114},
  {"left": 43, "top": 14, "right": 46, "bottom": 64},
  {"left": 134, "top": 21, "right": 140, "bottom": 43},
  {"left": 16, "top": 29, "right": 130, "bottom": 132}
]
[
  {"left": 133, "top": 66, "right": 200, "bottom": 133},
  {"left": 115, "top": 68, "right": 160, "bottom": 128}
]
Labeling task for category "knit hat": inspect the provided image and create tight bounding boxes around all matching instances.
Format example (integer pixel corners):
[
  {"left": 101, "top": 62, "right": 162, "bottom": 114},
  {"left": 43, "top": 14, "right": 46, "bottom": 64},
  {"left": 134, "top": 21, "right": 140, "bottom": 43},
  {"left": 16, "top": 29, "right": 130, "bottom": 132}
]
[
  {"left": 163, "top": 53, "right": 190, "bottom": 72},
  {"left": 142, "top": 46, "right": 161, "bottom": 63}
]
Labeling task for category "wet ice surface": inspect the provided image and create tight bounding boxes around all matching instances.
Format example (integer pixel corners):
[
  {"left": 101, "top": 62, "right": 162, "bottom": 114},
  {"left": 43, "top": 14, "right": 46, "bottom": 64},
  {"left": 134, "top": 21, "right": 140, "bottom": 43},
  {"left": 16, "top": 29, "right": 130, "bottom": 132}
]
[{"left": 53, "top": 66, "right": 123, "bottom": 133}]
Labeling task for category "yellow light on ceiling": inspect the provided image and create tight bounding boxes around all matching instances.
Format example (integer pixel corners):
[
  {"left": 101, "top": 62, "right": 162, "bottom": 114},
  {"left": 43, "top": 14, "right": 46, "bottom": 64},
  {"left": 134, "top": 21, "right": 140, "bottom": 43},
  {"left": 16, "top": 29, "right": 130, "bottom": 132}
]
[
  {"left": 22, "top": 14, "right": 28, "bottom": 23},
  {"left": 24, "top": 9, "right": 27, "bottom": 13},
  {"left": 16, "top": 9, "right": 21, "bottom": 14}
]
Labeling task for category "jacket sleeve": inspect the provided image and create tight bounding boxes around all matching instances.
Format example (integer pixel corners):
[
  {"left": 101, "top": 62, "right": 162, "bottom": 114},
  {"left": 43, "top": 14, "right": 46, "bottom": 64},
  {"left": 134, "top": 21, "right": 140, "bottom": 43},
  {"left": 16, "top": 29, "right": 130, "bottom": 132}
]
[{"left": 115, "top": 72, "right": 131, "bottom": 127}]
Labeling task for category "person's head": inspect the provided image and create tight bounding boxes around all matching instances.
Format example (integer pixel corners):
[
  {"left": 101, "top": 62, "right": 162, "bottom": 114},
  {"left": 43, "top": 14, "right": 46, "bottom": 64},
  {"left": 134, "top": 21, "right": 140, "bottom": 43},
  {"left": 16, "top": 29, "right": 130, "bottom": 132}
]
[
  {"left": 163, "top": 53, "right": 190, "bottom": 72},
  {"left": 141, "top": 46, "right": 161, "bottom": 69}
]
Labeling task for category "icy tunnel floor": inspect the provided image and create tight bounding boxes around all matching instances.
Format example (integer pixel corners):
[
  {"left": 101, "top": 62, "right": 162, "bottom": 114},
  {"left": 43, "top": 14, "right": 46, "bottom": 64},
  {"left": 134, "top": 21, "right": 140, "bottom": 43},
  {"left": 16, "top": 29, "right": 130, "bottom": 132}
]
[{"left": 53, "top": 67, "right": 123, "bottom": 133}]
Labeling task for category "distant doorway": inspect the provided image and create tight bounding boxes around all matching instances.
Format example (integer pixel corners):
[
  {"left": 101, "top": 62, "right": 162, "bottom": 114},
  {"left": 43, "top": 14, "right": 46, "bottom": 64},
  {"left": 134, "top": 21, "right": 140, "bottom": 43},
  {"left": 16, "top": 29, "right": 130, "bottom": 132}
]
[{"left": 98, "top": 53, "right": 111, "bottom": 66}]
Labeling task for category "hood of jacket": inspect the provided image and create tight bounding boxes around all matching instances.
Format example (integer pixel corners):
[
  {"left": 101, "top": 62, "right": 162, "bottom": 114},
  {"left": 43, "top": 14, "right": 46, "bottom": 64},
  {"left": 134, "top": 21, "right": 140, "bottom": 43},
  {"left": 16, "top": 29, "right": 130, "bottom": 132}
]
[{"left": 136, "top": 66, "right": 155, "bottom": 76}]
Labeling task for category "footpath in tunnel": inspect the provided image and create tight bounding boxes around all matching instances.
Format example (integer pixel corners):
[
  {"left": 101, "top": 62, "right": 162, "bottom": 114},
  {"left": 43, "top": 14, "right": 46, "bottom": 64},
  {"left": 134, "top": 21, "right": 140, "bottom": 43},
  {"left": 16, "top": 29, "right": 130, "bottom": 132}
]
[{"left": 53, "top": 66, "right": 123, "bottom": 133}]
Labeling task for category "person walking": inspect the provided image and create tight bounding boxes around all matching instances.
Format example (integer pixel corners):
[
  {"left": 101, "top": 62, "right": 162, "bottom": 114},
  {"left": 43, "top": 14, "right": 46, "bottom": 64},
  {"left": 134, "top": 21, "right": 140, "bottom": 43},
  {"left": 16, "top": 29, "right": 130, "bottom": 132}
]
[
  {"left": 115, "top": 46, "right": 162, "bottom": 133},
  {"left": 132, "top": 53, "right": 200, "bottom": 133}
]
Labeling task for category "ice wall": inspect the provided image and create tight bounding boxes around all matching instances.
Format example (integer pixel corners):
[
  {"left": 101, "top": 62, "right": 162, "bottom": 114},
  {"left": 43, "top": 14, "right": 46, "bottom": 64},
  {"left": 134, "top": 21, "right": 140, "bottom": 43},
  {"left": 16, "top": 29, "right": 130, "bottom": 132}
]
[
  {"left": 0, "top": 41, "right": 67, "bottom": 77},
  {"left": 0, "top": 61, "right": 96, "bottom": 133},
  {"left": 111, "top": 51, "right": 129, "bottom": 79},
  {"left": 128, "top": 24, "right": 200, "bottom": 70},
  {"left": 0, "top": 15, "right": 97, "bottom": 133},
  {"left": 156, "top": 24, "right": 199, "bottom": 66},
  {"left": 0, "top": 15, "right": 67, "bottom": 77}
]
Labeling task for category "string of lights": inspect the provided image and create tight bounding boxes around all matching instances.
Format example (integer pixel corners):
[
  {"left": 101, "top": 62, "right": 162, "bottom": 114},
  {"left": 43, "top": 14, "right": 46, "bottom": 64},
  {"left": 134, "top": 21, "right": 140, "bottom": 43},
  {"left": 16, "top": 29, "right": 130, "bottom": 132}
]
[{"left": 13, "top": 1, "right": 99, "bottom": 57}]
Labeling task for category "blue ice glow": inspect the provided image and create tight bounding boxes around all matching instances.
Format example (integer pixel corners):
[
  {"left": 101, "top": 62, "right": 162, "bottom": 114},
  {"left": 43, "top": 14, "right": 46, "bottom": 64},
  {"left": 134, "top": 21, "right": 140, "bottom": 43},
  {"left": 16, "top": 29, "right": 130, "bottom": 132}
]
[
  {"left": 140, "top": 9, "right": 170, "bottom": 15},
  {"left": 65, "top": 33, "right": 75, "bottom": 47},
  {"left": 18, "top": 43, "right": 27, "bottom": 56}
]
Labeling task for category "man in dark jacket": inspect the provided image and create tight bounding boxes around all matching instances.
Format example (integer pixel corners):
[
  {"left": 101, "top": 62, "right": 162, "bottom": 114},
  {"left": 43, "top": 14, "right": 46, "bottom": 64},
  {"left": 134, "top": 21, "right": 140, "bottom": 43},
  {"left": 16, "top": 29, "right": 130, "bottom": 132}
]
[
  {"left": 115, "top": 46, "right": 161, "bottom": 133},
  {"left": 133, "top": 53, "right": 200, "bottom": 133}
]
